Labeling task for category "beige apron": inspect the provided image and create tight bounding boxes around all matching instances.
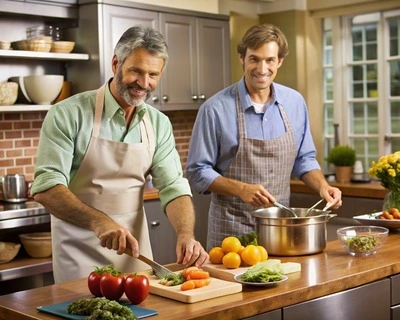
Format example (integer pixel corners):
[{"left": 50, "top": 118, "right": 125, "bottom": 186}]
[
  {"left": 207, "top": 86, "right": 297, "bottom": 250},
  {"left": 51, "top": 84, "right": 154, "bottom": 283}
]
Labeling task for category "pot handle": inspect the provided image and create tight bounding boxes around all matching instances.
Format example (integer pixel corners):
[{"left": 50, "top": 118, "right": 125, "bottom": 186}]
[{"left": 325, "top": 213, "right": 337, "bottom": 221}]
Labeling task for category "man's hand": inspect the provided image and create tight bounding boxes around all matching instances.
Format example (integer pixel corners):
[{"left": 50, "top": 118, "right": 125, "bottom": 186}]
[
  {"left": 176, "top": 235, "right": 209, "bottom": 267},
  {"left": 238, "top": 183, "right": 276, "bottom": 208},
  {"left": 97, "top": 223, "right": 140, "bottom": 256}
]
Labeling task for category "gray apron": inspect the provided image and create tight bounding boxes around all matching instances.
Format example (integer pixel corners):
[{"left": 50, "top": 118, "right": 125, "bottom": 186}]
[
  {"left": 51, "top": 84, "right": 154, "bottom": 283},
  {"left": 207, "top": 86, "right": 297, "bottom": 250}
]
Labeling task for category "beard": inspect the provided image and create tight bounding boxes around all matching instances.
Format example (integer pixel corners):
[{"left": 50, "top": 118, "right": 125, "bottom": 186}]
[{"left": 115, "top": 69, "right": 152, "bottom": 106}]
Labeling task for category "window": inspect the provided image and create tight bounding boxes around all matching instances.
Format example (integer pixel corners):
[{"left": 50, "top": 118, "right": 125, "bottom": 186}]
[{"left": 323, "top": 10, "right": 400, "bottom": 172}]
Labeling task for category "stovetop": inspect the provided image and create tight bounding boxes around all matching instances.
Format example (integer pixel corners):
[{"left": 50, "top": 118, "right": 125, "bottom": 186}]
[{"left": 0, "top": 201, "right": 48, "bottom": 221}]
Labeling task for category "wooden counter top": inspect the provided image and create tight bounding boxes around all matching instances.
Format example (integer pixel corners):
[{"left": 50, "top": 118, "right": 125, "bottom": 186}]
[
  {"left": 2, "top": 233, "right": 400, "bottom": 320},
  {"left": 144, "top": 187, "right": 159, "bottom": 201},
  {"left": 290, "top": 179, "right": 387, "bottom": 199}
]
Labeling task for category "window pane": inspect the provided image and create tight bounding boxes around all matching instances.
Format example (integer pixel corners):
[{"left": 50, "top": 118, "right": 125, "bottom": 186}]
[
  {"left": 391, "top": 101, "right": 400, "bottom": 134},
  {"left": 389, "top": 18, "right": 399, "bottom": 57},
  {"left": 353, "top": 83, "right": 364, "bottom": 98},
  {"left": 353, "top": 44, "right": 363, "bottom": 61},
  {"left": 366, "top": 43, "right": 377, "bottom": 60},
  {"left": 390, "top": 60, "right": 400, "bottom": 97},
  {"left": 392, "top": 138, "right": 400, "bottom": 153}
]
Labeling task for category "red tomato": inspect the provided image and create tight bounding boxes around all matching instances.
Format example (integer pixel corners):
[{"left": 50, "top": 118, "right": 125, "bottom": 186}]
[
  {"left": 124, "top": 274, "right": 150, "bottom": 305},
  {"left": 88, "top": 269, "right": 105, "bottom": 297},
  {"left": 100, "top": 273, "right": 125, "bottom": 301}
]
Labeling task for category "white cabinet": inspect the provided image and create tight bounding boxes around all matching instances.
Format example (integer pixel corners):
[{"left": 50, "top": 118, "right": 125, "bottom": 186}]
[
  {"left": 69, "top": 1, "right": 230, "bottom": 111},
  {"left": 154, "top": 13, "right": 230, "bottom": 111}
]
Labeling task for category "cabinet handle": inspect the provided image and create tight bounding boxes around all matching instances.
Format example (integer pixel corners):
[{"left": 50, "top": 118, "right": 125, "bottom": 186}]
[
  {"left": 191, "top": 95, "right": 198, "bottom": 101},
  {"left": 151, "top": 96, "right": 159, "bottom": 103},
  {"left": 199, "top": 94, "right": 206, "bottom": 100},
  {"left": 162, "top": 95, "right": 169, "bottom": 102},
  {"left": 150, "top": 220, "right": 160, "bottom": 227}
]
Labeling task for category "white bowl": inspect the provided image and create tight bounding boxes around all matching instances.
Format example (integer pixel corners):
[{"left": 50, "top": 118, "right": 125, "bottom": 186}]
[{"left": 23, "top": 75, "right": 64, "bottom": 105}]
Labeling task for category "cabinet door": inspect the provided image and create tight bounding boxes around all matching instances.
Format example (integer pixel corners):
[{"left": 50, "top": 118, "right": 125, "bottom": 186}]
[
  {"left": 197, "top": 18, "right": 231, "bottom": 102},
  {"left": 102, "top": 5, "right": 159, "bottom": 83},
  {"left": 144, "top": 200, "right": 177, "bottom": 265},
  {"left": 283, "top": 278, "right": 390, "bottom": 320},
  {"left": 158, "top": 13, "right": 198, "bottom": 110}
]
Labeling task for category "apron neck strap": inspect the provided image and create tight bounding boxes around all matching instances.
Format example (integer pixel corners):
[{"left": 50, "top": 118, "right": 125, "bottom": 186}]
[{"left": 93, "top": 84, "right": 107, "bottom": 138}]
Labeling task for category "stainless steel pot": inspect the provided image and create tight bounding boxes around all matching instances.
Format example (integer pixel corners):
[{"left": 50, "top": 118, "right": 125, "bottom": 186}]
[
  {"left": 251, "top": 207, "right": 337, "bottom": 256},
  {"left": 0, "top": 174, "right": 27, "bottom": 203}
]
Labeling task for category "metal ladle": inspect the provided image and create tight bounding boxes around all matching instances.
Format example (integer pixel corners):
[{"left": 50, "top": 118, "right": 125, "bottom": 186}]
[
  {"left": 274, "top": 201, "right": 298, "bottom": 217},
  {"left": 305, "top": 199, "right": 324, "bottom": 216}
]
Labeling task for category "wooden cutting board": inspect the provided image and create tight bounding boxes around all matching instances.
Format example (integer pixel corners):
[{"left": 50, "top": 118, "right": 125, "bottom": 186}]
[
  {"left": 148, "top": 274, "right": 242, "bottom": 303},
  {"left": 203, "top": 263, "right": 249, "bottom": 282}
]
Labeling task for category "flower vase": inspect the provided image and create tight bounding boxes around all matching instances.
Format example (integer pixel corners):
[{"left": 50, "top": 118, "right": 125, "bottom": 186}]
[{"left": 383, "top": 190, "right": 400, "bottom": 211}]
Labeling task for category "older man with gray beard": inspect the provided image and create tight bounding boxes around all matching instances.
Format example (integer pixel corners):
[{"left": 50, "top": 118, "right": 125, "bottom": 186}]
[{"left": 31, "top": 25, "right": 208, "bottom": 283}]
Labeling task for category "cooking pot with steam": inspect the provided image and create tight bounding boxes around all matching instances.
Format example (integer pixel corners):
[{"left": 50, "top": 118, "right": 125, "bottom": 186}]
[{"left": 251, "top": 207, "right": 337, "bottom": 256}]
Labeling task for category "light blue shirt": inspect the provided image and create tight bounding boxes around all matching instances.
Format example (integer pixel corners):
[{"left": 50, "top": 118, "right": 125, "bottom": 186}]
[{"left": 186, "top": 77, "right": 320, "bottom": 194}]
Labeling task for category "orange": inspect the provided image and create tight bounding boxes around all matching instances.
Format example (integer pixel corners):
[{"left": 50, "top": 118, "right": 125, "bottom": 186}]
[
  {"left": 208, "top": 247, "right": 225, "bottom": 264},
  {"left": 222, "top": 252, "right": 241, "bottom": 269},
  {"left": 257, "top": 245, "right": 268, "bottom": 261},
  {"left": 240, "top": 245, "right": 262, "bottom": 266},
  {"left": 221, "top": 236, "right": 242, "bottom": 254},
  {"left": 237, "top": 245, "right": 245, "bottom": 255}
]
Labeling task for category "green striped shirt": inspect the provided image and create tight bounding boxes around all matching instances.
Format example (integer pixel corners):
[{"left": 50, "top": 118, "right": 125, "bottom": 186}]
[{"left": 31, "top": 83, "right": 191, "bottom": 211}]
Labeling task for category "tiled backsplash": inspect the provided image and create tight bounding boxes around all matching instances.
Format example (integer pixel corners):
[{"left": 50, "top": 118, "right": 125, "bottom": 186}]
[{"left": 0, "top": 109, "right": 198, "bottom": 181}]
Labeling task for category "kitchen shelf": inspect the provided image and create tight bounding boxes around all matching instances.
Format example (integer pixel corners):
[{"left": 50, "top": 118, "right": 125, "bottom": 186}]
[
  {"left": 0, "top": 104, "right": 52, "bottom": 112},
  {"left": 0, "top": 256, "right": 52, "bottom": 281},
  {"left": 0, "top": 49, "right": 89, "bottom": 61}
]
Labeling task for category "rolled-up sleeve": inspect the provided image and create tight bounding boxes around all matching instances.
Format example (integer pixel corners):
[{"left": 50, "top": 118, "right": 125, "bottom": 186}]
[{"left": 149, "top": 112, "right": 192, "bottom": 211}]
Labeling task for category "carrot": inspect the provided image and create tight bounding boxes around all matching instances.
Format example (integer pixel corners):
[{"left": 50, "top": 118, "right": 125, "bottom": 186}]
[
  {"left": 182, "top": 267, "right": 200, "bottom": 280},
  {"left": 181, "top": 280, "right": 196, "bottom": 291},
  {"left": 186, "top": 270, "right": 210, "bottom": 280},
  {"left": 193, "top": 279, "right": 211, "bottom": 288}
]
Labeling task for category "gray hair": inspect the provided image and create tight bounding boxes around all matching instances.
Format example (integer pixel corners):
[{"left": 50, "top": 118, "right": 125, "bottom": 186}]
[{"left": 114, "top": 25, "right": 169, "bottom": 66}]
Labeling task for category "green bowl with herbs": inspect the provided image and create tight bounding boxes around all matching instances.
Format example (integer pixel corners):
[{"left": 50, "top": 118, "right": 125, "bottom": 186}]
[{"left": 337, "top": 226, "right": 388, "bottom": 256}]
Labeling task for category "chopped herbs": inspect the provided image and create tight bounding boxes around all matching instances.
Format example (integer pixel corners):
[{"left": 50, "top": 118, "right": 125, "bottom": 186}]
[
  {"left": 345, "top": 235, "right": 379, "bottom": 253},
  {"left": 67, "top": 297, "right": 137, "bottom": 320},
  {"left": 159, "top": 272, "right": 185, "bottom": 286}
]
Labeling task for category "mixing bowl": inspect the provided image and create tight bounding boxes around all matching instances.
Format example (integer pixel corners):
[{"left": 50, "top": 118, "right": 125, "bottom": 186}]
[
  {"left": 19, "top": 232, "right": 52, "bottom": 258},
  {"left": 23, "top": 75, "right": 64, "bottom": 105},
  {"left": 337, "top": 226, "right": 388, "bottom": 256}
]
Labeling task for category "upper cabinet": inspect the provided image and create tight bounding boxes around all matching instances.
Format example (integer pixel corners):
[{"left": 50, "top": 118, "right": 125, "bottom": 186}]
[{"left": 68, "top": 0, "right": 231, "bottom": 111}]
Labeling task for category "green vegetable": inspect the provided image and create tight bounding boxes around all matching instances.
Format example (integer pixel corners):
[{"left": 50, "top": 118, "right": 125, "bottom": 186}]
[
  {"left": 67, "top": 297, "right": 137, "bottom": 320},
  {"left": 241, "top": 260, "right": 283, "bottom": 283},
  {"left": 237, "top": 231, "right": 258, "bottom": 246},
  {"left": 159, "top": 272, "right": 185, "bottom": 286},
  {"left": 345, "top": 235, "right": 379, "bottom": 252}
]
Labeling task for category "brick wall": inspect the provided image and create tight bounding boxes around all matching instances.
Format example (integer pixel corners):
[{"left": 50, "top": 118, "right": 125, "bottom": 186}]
[{"left": 0, "top": 110, "right": 198, "bottom": 182}]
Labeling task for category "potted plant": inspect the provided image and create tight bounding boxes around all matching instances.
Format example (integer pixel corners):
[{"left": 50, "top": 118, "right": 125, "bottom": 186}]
[{"left": 327, "top": 145, "right": 356, "bottom": 183}]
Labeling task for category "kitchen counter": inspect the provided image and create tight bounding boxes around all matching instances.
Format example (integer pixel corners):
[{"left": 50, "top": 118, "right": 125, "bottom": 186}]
[
  {"left": 1, "top": 234, "right": 400, "bottom": 319},
  {"left": 291, "top": 179, "right": 387, "bottom": 199}
]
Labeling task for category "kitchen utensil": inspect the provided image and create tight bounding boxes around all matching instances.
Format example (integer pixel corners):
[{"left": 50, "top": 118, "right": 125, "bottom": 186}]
[
  {"left": 322, "top": 202, "right": 335, "bottom": 211},
  {"left": 125, "top": 248, "right": 173, "bottom": 279},
  {"left": 251, "top": 207, "right": 336, "bottom": 256},
  {"left": 0, "top": 174, "right": 27, "bottom": 203},
  {"left": 305, "top": 199, "right": 324, "bottom": 216},
  {"left": 273, "top": 201, "right": 298, "bottom": 217}
]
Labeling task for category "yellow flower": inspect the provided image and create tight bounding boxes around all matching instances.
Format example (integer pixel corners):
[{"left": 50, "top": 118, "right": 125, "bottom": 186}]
[{"left": 368, "top": 151, "right": 400, "bottom": 191}]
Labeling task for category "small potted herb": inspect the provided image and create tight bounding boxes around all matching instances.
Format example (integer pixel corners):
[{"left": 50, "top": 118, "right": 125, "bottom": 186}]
[{"left": 327, "top": 145, "right": 356, "bottom": 183}]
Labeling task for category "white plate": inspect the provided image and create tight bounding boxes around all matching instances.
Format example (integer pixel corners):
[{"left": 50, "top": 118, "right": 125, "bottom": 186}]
[
  {"left": 353, "top": 212, "right": 400, "bottom": 230},
  {"left": 234, "top": 273, "right": 288, "bottom": 286}
]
